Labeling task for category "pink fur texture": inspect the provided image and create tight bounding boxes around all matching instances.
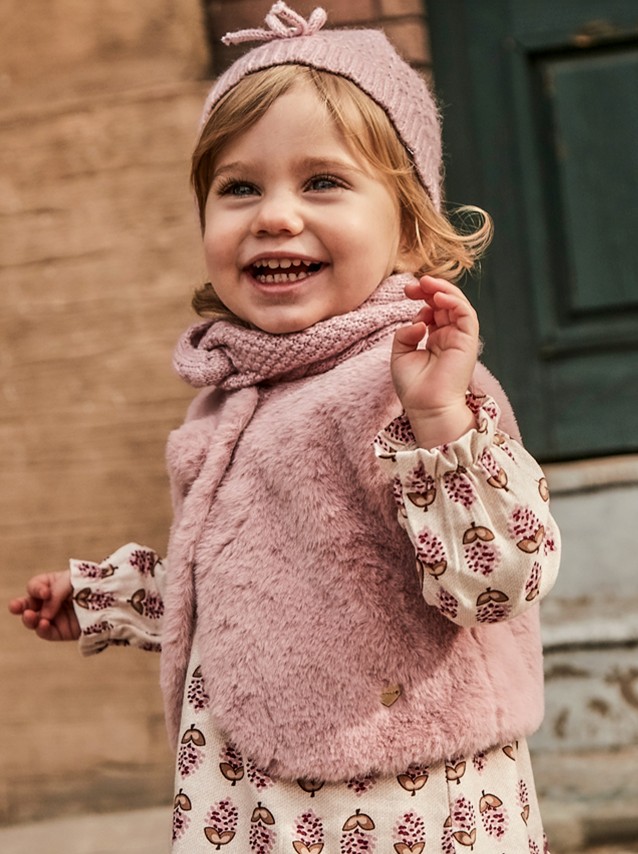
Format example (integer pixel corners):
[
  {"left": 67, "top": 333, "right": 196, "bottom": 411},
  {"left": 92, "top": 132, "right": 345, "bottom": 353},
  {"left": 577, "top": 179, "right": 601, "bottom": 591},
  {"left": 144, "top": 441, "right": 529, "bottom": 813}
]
[{"left": 160, "top": 338, "right": 544, "bottom": 782}]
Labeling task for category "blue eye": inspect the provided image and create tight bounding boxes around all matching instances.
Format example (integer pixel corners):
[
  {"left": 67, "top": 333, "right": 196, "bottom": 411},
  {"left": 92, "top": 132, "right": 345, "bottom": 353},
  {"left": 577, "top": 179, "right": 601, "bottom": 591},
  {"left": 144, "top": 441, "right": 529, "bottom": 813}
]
[
  {"left": 306, "top": 174, "right": 345, "bottom": 191},
  {"left": 217, "top": 180, "right": 258, "bottom": 197}
]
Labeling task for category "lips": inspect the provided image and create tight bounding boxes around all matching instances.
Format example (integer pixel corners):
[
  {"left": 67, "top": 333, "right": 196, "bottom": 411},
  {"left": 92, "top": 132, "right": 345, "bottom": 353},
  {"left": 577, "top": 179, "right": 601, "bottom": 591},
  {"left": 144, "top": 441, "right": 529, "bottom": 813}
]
[{"left": 249, "top": 257, "right": 324, "bottom": 283}]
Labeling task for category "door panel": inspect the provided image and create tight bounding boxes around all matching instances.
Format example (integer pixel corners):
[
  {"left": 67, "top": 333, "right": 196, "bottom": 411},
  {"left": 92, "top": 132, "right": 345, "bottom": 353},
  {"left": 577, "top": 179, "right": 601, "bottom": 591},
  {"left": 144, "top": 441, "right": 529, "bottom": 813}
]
[
  {"left": 546, "top": 48, "right": 638, "bottom": 313},
  {"left": 428, "top": 0, "right": 638, "bottom": 459}
]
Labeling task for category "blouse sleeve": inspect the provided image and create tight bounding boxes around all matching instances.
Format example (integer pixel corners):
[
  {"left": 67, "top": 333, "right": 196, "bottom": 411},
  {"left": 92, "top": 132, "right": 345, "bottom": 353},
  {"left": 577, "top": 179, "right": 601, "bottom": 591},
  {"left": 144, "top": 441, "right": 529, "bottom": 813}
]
[
  {"left": 70, "top": 543, "right": 165, "bottom": 655},
  {"left": 374, "top": 393, "right": 560, "bottom": 627}
]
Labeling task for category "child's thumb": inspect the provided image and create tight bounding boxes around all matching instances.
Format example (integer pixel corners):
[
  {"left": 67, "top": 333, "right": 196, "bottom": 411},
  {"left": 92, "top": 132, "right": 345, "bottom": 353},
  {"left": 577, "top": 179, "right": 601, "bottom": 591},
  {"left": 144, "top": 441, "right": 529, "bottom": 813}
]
[{"left": 392, "top": 321, "right": 427, "bottom": 357}]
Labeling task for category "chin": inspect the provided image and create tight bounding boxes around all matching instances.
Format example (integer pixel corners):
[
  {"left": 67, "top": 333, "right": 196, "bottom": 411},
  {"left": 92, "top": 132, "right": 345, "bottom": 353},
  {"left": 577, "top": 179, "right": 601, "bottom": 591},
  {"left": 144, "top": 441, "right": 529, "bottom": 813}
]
[
  {"left": 256, "top": 321, "right": 312, "bottom": 335},
  {"left": 249, "top": 312, "right": 325, "bottom": 335}
]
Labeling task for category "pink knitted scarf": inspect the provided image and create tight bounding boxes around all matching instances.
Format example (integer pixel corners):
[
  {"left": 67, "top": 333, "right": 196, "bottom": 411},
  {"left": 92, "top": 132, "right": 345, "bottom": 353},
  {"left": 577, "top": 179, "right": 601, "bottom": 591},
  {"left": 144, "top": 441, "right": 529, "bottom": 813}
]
[{"left": 173, "top": 273, "right": 418, "bottom": 389}]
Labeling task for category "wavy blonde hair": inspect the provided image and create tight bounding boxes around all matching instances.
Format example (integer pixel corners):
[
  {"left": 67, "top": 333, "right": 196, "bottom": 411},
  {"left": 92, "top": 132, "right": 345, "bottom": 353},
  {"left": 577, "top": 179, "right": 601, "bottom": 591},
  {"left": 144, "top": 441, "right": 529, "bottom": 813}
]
[{"left": 191, "top": 65, "right": 492, "bottom": 320}]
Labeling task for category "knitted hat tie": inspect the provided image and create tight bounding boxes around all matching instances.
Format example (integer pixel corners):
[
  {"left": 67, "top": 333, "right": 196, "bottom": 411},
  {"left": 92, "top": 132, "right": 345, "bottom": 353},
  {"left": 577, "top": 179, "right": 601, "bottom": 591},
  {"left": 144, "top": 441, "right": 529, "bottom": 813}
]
[{"left": 222, "top": 2, "right": 327, "bottom": 46}]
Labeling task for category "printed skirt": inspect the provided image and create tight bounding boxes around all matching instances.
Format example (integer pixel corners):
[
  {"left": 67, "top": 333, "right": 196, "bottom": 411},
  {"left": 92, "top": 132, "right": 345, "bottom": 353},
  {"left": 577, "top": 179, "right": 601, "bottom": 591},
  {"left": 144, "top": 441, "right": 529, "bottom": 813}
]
[{"left": 171, "top": 646, "right": 549, "bottom": 853}]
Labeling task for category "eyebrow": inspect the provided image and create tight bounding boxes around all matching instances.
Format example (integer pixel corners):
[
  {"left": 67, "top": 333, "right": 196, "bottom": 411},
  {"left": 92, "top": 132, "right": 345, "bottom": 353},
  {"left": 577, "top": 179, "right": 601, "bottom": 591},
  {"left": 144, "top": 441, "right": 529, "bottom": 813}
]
[
  {"left": 211, "top": 161, "right": 245, "bottom": 180},
  {"left": 212, "top": 155, "right": 365, "bottom": 180},
  {"left": 297, "top": 156, "right": 364, "bottom": 174}
]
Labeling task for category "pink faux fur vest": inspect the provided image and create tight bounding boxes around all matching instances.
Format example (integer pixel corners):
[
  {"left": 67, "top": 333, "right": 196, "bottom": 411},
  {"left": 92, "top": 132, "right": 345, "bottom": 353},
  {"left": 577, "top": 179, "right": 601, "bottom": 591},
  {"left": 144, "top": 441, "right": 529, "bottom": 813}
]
[{"left": 160, "top": 278, "right": 544, "bottom": 782}]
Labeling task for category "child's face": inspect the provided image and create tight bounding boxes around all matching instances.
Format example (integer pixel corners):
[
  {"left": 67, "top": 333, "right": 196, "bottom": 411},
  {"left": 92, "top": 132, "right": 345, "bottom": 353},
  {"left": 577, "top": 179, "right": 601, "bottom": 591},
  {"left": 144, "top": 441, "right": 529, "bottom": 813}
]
[{"left": 203, "top": 81, "right": 405, "bottom": 333}]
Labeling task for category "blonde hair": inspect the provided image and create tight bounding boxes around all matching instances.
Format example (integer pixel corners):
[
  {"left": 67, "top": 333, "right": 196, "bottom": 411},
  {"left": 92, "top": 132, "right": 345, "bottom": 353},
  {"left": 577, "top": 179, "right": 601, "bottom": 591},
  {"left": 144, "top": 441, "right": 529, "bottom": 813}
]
[{"left": 191, "top": 65, "right": 492, "bottom": 320}]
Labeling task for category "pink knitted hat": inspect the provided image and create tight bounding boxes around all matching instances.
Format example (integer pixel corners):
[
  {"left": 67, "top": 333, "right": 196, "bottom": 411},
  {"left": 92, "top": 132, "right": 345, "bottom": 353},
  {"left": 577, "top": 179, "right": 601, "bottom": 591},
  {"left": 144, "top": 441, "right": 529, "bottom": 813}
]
[{"left": 200, "top": 2, "right": 442, "bottom": 209}]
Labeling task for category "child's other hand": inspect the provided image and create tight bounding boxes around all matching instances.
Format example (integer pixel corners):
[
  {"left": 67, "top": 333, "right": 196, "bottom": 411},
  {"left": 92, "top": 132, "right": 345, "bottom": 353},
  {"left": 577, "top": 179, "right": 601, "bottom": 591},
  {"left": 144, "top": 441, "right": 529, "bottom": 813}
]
[
  {"left": 391, "top": 275, "right": 479, "bottom": 448},
  {"left": 8, "top": 571, "right": 80, "bottom": 641}
]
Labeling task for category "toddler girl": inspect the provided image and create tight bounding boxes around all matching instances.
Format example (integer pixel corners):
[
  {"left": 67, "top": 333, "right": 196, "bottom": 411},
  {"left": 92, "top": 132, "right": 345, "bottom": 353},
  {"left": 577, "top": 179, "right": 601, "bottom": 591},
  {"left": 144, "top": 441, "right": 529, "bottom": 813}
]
[{"left": 10, "top": 4, "right": 559, "bottom": 852}]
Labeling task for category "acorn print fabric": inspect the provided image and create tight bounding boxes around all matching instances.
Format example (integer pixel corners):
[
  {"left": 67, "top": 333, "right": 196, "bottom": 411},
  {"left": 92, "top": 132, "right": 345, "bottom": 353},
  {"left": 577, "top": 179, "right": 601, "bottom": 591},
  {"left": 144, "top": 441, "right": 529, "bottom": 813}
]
[
  {"left": 70, "top": 544, "right": 165, "bottom": 655},
  {"left": 171, "top": 643, "right": 550, "bottom": 852},
  {"left": 374, "top": 393, "right": 559, "bottom": 628}
]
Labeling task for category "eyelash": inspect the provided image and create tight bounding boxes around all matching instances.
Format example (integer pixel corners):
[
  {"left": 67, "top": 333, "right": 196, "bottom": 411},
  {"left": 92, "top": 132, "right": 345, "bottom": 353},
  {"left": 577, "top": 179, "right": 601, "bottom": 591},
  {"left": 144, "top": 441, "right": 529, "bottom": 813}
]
[
  {"left": 305, "top": 173, "right": 347, "bottom": 191},
  {"left": 213, "top": 173, "right": 348, "bottom": 197},
  {"left": 215, "top": 179, "right": 258, "bottom": 197}
]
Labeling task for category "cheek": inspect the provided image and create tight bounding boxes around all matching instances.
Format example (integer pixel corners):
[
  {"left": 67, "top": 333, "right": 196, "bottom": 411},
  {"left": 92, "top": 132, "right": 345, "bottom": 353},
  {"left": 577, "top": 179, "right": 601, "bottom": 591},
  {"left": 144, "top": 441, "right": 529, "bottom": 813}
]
[
  {"left": 370, "top": 191, "right": 403, "bottom": 252},
  {"left": 202, "top": 218, "right": 227, "bottom": 264},
  {"left": 202, "top": 233, "right": 216, "bottom": 270}
]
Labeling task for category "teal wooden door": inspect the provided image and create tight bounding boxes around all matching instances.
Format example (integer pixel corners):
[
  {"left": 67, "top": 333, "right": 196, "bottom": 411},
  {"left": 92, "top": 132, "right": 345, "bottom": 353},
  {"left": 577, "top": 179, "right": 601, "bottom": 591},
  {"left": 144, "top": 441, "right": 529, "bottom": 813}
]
[{"left": 428, "top": 0, "right": 638, "bottom": 460}]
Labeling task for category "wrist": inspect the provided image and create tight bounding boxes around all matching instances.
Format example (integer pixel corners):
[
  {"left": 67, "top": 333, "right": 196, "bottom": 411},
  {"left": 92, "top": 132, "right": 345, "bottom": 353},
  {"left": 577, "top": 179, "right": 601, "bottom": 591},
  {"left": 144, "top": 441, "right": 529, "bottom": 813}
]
[{"left": 405, "top": 403, "right": 476, "bottom": 450}]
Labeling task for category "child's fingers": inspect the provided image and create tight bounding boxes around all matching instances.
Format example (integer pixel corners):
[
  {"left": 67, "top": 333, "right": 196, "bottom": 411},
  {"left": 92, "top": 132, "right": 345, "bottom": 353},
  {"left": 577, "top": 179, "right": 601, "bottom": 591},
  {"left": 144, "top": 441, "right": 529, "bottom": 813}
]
[
  {"left": 430, "top": 288, "right": 472, "bottom": 314},
  {"left": 25, "top": 575, "right": 52, "bottom": 602},
  {"left": 418, "top": 274, "right": 471, "bottom": 297},
  {"left": 41, "top": 572, "right": 73, "bottom": 620},
  {"left": 392, "top": 321, "right": 427, "bottom": 356},
  {"left": 33, "top": 618, "right": 55, "bottom": 641},
  {"left": 36, "top": 605, "right": 80, "bottom": 642},
  {"left": 22, "top": 609, "right": 44, "bottom": 631},
  {"left": 405, "top": 274, "right": 470, "bottom": 301},
  {"left": 8, "top": 596, "right": 29, "bottom": 616},
  {"left": 9, "top": 573, "right": 77, "bottom": 641},
  {"left": 40, "top": 588, "right": 71, "bottom": 621},
  {"left": 405, "top": 277, "right": 475, "bottom": 322},
  {"left": 25, "top": 572, "right": 72, "bottom": 621},
  {"left": 411, "top": 304, "right": 434, "bottom": 326},
  {"left": 9, "top": 572, "right": 73, "bottom": 620},
  {"left": 428, "top": 291, "right": 479, "bottom": 334},
  {"left": 35, "top": 617, "right": 67, "bottom": 642},
  {"left": 31, "top": 616, "right": 64, "bottom": 642},
  {"left": 8, "top": 595, "right": 44, "bottom": 618},
  {"left": 410, "top": 291, "right": 468, "bottom": 326},
  {"left": 12, "top": 578, "right": 52, "bottom": 625}
]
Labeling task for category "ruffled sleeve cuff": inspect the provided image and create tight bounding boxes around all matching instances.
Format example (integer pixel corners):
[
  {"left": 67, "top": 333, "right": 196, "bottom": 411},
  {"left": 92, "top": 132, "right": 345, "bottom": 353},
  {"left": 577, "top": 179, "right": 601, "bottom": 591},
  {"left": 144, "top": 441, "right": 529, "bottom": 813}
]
[
  {"left": 70, "top": 543, "right": 165, "bottom": 655},
  {"left": 374, "top": 393, "right": 501, "bottom": 475}
]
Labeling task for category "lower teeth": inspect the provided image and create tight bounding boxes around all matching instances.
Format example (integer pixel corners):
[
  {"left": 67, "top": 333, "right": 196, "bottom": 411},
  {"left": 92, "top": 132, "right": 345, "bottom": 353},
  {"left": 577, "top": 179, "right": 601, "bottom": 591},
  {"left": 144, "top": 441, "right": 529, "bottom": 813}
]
[{"left": 257, "top": 271, "right": 309, "bottom": 283}]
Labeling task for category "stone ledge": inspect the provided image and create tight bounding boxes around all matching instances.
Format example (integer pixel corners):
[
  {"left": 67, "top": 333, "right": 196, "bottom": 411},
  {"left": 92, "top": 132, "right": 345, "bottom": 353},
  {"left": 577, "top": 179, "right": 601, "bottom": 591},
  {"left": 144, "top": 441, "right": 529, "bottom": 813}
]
[
  {"left": 0, "top": 807, "right": 171, "bottom": 854},
  {"left": 542, "top": 796, "right": 638, "bottom": 852},
  {"left": 0, "top": 796, "right": 635, "bottom": 854},
  {"left": 545, "top": 454, "right": 638, "bottom": 494},
  {"left": 533, "top": 744, "right": 638, "bottom": 849},
  {"left": 541, "top": 597, "right": 638, "bottom": 649}
]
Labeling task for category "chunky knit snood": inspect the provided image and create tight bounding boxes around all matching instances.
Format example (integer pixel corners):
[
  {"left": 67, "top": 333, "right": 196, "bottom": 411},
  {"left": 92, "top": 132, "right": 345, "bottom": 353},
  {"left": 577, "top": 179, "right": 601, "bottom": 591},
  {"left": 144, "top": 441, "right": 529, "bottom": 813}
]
[{"left": 173, "top": 273, "right": 417, "bottom": 390}]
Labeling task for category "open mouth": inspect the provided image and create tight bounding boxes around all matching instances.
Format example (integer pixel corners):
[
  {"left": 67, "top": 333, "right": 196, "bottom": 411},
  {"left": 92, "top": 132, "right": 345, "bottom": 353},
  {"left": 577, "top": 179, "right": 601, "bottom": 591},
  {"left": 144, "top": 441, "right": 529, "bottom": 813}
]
[{"left": 250, "top": 257, "right": 324, "bottom": 283}]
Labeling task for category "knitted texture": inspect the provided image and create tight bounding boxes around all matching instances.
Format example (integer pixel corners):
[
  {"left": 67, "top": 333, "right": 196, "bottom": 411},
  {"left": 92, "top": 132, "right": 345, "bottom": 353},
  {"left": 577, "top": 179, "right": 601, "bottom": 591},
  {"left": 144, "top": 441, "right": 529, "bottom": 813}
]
[
  {"left": 173, "top": 273, "right": 418, "bottom": 389},
  {"left": 199, "top": 3, "right": 443, "bottom": 209}
]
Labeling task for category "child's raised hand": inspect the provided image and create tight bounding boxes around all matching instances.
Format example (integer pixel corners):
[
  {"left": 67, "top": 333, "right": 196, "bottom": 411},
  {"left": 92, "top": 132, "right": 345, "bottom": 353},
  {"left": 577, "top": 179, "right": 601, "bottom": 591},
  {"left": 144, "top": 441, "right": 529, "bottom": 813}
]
[
  {"left": 8, "top": 571, "right": 80, "bottom": 642},
  {"left": 391, "top": 275, "right": 479, "bottom": 449}
]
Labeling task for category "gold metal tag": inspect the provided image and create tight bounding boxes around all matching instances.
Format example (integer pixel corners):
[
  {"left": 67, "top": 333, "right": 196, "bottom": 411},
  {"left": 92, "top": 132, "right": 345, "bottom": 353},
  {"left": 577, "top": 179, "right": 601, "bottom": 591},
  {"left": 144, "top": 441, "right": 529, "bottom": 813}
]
[{"left": 380, "top": 684, "right": 402, "bottom": 707}]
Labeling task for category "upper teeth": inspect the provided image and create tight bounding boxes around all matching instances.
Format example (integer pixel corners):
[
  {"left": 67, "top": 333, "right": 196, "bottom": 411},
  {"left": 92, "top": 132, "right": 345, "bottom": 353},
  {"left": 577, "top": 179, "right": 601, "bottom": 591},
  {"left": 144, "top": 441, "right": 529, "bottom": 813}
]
[
  {"left": 251, "top": 257, "right": 323, "bottom": 283},
  {"left": 254, "top": 258, "right": 305, "bottom": 269}
]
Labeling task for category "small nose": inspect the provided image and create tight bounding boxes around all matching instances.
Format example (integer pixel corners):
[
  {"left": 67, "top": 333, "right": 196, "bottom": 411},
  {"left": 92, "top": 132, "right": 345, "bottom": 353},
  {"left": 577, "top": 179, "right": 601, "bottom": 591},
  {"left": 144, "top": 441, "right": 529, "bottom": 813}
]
[{"left": 250, "top": 190, "right": 304, "bottom": 236}]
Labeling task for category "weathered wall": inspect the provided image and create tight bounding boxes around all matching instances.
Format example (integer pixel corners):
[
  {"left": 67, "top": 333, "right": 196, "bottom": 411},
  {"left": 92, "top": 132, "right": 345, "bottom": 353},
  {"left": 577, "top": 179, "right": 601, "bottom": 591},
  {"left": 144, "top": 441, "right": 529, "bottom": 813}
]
[
  {"left": 0, "top": 0, "right": 209, "bottom": 826},
  {"left": 1, "top": 0, "right": 208, "bottom": 109},
  {"left": 1, "top": 0, "right": 432, "bottom": 826},
  {"left": 531, "top": 460, "right": 638, "bottom": 835}
]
